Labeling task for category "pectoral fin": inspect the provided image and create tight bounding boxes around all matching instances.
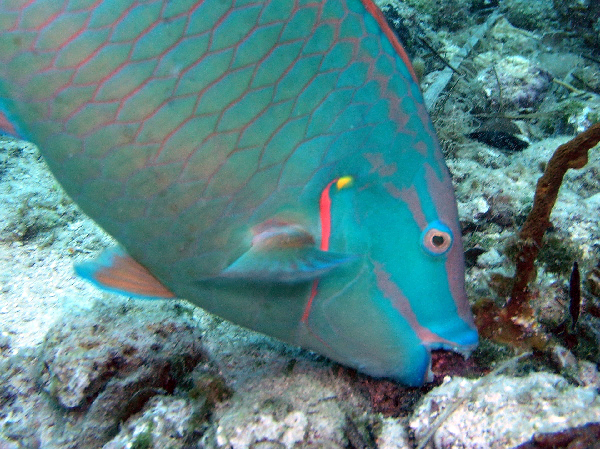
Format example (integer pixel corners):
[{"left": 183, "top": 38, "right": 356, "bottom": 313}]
[
  {"left": 220, "top": 222, "right": 355, "bottom": 283},
  {"left": 75, "top": 247, "right": 175, "bottom": 299}
]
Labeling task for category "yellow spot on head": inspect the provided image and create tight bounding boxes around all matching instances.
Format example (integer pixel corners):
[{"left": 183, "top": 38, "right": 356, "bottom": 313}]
[{"left": 336, "top": 176, "right": 354, "bottom": 190}]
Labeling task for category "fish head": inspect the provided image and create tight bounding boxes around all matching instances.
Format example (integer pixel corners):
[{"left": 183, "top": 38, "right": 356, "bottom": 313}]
[{"left": 301, "top": 154, "right": 478, "bottom": 386}]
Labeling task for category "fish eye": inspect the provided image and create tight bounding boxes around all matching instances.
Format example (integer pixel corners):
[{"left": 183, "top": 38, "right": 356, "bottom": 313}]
[{"left": 421, "top": 221, "right": 453, "bottom": 256}]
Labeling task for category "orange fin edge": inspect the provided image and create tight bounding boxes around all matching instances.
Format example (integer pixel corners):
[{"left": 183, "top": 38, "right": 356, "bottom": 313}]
[{"left": 75, "top": 248, "right": 175, "bottom": 299}]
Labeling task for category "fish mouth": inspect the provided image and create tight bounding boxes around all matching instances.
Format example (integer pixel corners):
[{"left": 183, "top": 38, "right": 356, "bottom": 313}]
[
  {"left": 431, "top": 331, "right": 479, "bottom": 355},
  {"left": 386, "top": 331, "right": 478, "bottom": 386},
  {"left": 429, "top": 341, "right": 478, "bottom": 360},
  {"left": 424, "top": 328, "right": 479, "bottom": 382},
  {"left": 426, "top": 320, "right": 479, "bottom": 356}
]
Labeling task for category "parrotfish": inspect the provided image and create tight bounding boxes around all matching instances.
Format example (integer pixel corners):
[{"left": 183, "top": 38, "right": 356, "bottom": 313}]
[{"left": 0, "top": 0, "right": 478, "bottom": 385}]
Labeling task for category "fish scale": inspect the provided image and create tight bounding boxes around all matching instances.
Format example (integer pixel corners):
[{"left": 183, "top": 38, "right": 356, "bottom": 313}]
[{"left": 0, "top": 0, "right": 478, "bottom": 385}]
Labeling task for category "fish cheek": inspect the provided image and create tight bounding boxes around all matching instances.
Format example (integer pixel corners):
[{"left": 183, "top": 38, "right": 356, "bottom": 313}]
[{"left": 308, "top": 266, "right": 430, "bottom": 384}]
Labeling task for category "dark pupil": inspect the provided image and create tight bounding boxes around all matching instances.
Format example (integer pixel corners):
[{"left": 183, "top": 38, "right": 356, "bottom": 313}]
[{"left": 432, "top": 235, "right": 445, "bottom": 247}]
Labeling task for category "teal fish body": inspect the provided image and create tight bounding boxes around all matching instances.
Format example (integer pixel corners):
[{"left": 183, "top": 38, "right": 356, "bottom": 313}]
[{"left": 0, "top": 0, "right": 477, "bottom": 385}]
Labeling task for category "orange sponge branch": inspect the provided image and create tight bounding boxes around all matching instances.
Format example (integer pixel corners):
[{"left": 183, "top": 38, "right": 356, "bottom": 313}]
[{"left": 509, "top": 122, "right": 600, "bottom": 318}]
